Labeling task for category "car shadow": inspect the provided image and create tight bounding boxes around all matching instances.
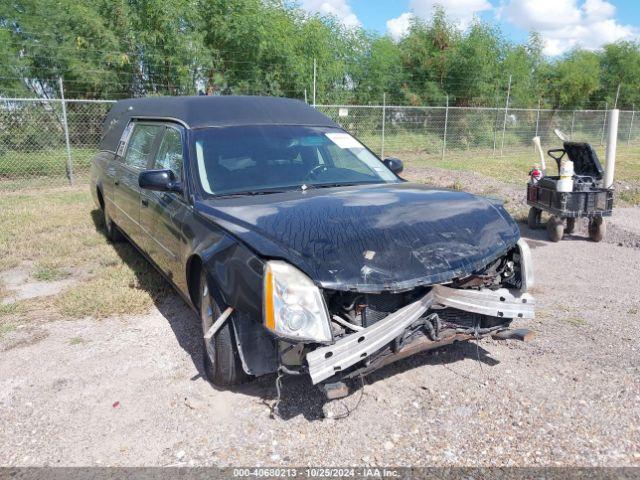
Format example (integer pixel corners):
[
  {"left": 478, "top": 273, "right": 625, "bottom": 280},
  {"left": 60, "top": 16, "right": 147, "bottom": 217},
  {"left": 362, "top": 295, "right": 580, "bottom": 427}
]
[
  {"left": 518, "top": 220, "right": 592, "bottom": 245},
  {"left": 91, "top": 208, "right": 503, "bottom": 422}
]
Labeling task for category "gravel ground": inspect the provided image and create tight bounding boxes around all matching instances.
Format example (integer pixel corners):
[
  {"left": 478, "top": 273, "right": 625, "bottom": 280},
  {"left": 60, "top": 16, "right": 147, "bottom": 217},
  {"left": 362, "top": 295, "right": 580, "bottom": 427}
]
[{"left": 1, "top": 169, "right": 639, "bottom": 467}]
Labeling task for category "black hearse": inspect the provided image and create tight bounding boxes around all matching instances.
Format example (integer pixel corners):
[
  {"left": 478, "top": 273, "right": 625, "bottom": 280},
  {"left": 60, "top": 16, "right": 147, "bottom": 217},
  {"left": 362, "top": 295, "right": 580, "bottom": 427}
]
[{"left": 91, "top": 96, "right": 535, "bottom": 391}]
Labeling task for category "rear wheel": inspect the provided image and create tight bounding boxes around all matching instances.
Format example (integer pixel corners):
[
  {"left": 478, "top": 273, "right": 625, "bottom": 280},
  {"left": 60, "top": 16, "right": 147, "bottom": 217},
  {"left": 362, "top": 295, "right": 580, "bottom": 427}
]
[
  {"left": 565, "top": 217, "right": 576, "bottom": 235},
  {"left": 588, "top": 217, "right": 605, "bottom": 242},
  {"left": 546, "top": 215, "right": 564, "bottom": 242},
  {"left": 200, "top": 271, "right": 248, "bottom": 386},
  {"left": 102, "top": 200, "right": 124, "bottom": 243},
  {"left": 527, "top": 207, "right": 542, "bottom": 229}
]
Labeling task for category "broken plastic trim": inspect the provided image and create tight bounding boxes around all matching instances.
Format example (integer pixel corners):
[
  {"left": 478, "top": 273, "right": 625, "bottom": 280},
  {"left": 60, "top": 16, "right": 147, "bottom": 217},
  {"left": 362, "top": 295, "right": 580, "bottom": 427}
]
[
  {"left": 517, "top": 238, "right": 534, "bottom": 292},
  {"left": 306, "top": 285, "right": 535, "bottom": 384}
]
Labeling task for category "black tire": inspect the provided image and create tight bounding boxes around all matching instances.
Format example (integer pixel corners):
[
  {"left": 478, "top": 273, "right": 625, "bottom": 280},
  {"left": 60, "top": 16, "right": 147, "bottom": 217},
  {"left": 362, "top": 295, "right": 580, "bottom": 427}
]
[
  {"left": 588, "top": 217, "right": 605, "bottom": 242},
  {"left": 546, "top": 215, "right": 564, "bottom": 242},
  {"left": 102, "top": 201, "right": 124, "bottom": 243},
  {"left": 565, "top": 217, "right": 576, "bottom": 235},
  {"left": 200, "top": 271, "right": 248, "bottom": 386},
  {"left": 527, "top": 207, "right": 542, "bottom": 229}
]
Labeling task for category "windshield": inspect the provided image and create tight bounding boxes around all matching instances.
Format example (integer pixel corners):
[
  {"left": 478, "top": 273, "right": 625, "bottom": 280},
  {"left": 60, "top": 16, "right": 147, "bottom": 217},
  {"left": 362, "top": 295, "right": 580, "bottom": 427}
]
[{"left": 193, "top": 125, "right": 398, "bottom": 196}]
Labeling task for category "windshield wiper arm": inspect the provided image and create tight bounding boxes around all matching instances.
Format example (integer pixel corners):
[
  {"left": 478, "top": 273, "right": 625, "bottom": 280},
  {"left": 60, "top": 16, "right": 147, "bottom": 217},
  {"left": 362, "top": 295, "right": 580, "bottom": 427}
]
[
  {"left": 305, "top": 182, "right": 361, "bottom": 189},
  {"left": 213, "top": 189, "right": 286, "bottom": 198}
]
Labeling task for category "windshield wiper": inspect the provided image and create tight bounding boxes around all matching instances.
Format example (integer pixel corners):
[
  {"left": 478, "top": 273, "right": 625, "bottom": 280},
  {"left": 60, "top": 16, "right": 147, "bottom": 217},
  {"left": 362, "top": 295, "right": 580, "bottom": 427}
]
[
  {"left": 304, "top": 182, "right": 366, "bottom": 189},
  {"left": 213, "top": 189, "right": 286, "bottom": 198}
]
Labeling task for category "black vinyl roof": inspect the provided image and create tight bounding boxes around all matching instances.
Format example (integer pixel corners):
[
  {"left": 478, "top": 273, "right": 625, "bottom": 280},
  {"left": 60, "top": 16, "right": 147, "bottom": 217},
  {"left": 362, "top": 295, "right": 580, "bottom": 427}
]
[{"left": 100, "top": 95, "right": 339, "bottom": 151}]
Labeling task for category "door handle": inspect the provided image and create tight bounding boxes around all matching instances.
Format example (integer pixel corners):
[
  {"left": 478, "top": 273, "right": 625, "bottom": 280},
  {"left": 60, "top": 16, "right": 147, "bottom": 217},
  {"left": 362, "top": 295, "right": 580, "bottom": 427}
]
[{"left": 141, "top": 198, "right": 149, "bottom": 207}]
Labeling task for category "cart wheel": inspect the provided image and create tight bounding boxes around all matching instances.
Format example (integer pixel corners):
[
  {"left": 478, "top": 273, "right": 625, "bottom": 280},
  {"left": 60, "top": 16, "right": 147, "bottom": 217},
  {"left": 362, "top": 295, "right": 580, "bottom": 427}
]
[
  {"left": 565, "top": 217, "right": 576, "bottom": 235},
  {"left": 588, "top": 217, "right": 605, "bottom": 242},
  {"left": 527, "top": 207, "right": 542, "bottom": 229},
  {"left": 547, "top": 216, "right": 564, "bottom": 242}
]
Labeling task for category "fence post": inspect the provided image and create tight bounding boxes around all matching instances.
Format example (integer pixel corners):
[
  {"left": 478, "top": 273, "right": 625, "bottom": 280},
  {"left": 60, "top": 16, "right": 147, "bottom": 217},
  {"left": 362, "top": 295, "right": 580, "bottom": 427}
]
[
  {"left": 600, "top": 103, "right": 608, "bottom": 146},
  {"left": 535, "top": 99, "right": 541, "bottom": 138},
  {"left": 492, "top": 95, "right": 500, "bottom": 157},
  {"left": 441, "top": 95, "right": 449, "bottom": 161},
  {"left": 500, "top": 74, "right": 512, "bottom": 157},
  {"left": 312, "top": 58, "right": 317, "bottom": 107},
  {"left": 381, "top": 92, "right": 386, "bottom": 159},
  {"left": 628, "top": 104, "right": 635, "bottom": 145},
  {"left": 58, "top": 77, "right": 74, "bottom": 186}
]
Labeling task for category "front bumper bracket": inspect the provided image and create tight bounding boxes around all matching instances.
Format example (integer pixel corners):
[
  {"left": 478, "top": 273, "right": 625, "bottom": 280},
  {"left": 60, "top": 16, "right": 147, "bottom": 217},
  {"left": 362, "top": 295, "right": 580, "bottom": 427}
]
[{"left": 306, "top": 286, "right": 535, "bottom": 384}]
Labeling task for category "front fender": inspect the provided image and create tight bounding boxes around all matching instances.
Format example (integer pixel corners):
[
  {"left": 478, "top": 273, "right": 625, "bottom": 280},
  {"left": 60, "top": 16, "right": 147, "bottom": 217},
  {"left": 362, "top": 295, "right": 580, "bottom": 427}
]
[{"left": 198, "top": 234, "right": 265, "bottom": 319}]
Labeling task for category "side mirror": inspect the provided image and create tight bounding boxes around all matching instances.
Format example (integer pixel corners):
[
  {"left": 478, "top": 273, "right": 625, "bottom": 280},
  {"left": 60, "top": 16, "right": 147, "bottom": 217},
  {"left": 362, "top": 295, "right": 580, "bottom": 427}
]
[
  {"left": 383, "top": 157, "right": 404, "bottom": 175},
  {"left": 138, "top": 169, "right": 182, "bottom": 193}
]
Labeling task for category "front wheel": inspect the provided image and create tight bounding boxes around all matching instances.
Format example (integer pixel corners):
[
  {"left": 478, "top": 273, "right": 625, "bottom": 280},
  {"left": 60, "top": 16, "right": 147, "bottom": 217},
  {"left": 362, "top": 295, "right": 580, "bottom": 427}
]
[
  {"left": 588, "top": 217, "right": 605, "bottom": 242},
  {"left": 547, "top": 215, "right": 564, "bottom": 242},
  {"left": 200, "top": 272, "right": 249, "bottom": 386}
]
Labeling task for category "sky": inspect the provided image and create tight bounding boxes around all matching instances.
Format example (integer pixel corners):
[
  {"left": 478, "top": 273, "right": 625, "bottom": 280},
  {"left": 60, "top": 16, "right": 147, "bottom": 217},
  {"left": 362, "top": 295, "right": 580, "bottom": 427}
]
[{"left": 298, "top": 0, "right": 640, "bottom": 56}]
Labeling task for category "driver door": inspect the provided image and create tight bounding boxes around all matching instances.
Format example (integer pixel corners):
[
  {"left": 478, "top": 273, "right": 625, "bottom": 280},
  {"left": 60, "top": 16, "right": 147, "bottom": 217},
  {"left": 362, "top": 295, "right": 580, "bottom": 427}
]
[{"left": 139, "top": 125, "right": 187, "bottom": 278}]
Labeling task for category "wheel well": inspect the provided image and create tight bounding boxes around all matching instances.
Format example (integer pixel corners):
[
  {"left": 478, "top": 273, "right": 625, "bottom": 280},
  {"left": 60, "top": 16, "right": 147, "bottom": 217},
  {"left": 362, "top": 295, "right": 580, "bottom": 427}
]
[{"left": 186, "top": 255, "right": 203, "bottom": 310}]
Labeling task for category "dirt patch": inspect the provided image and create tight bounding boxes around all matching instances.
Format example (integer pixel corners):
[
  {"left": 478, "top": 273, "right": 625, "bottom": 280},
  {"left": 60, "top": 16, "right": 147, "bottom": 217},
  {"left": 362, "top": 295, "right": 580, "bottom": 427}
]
[{"left": 0, "top": 264, "right": 79, "bottom": 305}]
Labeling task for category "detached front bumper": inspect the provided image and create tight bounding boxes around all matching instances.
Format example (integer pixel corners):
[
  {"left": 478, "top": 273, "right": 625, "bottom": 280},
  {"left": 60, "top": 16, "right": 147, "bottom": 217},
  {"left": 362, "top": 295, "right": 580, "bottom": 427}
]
[{"left": 306, "top": 285, "right": 535, "bottom": 385}]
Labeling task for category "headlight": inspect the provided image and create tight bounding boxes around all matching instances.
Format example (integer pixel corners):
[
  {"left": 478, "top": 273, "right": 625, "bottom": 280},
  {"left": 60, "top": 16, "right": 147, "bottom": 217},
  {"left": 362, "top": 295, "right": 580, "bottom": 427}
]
[{"left": 263, "top": 260, "right": 332, "bottom": 342}]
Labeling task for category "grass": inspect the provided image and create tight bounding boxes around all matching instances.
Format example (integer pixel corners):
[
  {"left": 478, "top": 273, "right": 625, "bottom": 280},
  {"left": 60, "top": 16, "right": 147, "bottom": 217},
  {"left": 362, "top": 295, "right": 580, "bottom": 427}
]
[
  {"left": 0, "top": 302, "right": 20, "bottom": 317},
  {"left": 33, "top": 264, "right": 69, "bottom": 282},
  {"left": 379, "top": 141, "right": 640, "bottom": 206},
  {"left": 0, "top": 323, "right": 16, "bottom": 338},
  {"left": 0, "top": 147, "right": 95, "bottom": 179},
  {"left": 564, "top": 317, "right": 587, "bottom": 327},
  {"left": 0, "top": 188, "right": 170, "bottom": 321}
]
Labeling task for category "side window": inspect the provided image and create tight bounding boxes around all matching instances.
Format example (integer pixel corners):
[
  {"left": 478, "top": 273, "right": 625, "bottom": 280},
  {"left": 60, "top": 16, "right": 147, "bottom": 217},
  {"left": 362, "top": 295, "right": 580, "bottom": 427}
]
[
  {"left": 154, "top": 128, "right": 183, "bottom": 178},
  {"left": 123, "top": 124, "right": 163, "bottom": 170}
]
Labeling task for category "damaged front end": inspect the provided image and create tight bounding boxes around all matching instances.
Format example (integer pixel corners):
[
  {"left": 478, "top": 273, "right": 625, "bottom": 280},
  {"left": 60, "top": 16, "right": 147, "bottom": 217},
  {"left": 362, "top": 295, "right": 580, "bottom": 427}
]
[{"left": 269, "top": 239, "right": 535, "bottom": 390}]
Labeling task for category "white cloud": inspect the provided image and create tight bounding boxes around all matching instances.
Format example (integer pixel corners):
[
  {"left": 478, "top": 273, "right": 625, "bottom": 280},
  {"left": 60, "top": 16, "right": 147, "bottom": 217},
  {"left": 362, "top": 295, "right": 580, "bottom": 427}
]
[
  {"left": 583, "top": 0, "right": 615, "bottom": 22},
  {"left": 299, "top": 0, "right": 361, "bottom": 28},
  {"left": 386, "top": 0, "right": 493, "bottom": 40},
  {"left": 501, "top": 0, "right": 637, "bottom": 55},
  {"left": 386, "top": 12, "right": 414, "bottom": 41},
  {"left": 410, "top": 0, "right": 493, "bottom": 28}
]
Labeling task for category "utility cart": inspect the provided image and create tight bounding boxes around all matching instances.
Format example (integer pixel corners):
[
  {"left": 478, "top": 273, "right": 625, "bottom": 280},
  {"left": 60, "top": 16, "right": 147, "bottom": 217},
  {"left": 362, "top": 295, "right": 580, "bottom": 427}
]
[{"left": 527, "top": 141, "right": 614, "bottom": 242}]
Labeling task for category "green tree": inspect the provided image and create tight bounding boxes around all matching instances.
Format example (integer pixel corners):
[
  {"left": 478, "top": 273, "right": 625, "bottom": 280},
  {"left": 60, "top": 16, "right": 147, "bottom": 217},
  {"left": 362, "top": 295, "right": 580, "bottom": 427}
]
[
  {"left": 354, "top": 36, "right": 403, "bottom": 104},
  {"left": 597, "top": 41, "right": 640, "bottom": 108},
  {"left": 545, "top": 50, "right": 600, "bottom": 109},
  {"left": 397, "top": 8, "right": 456, "bottom": 105},
  {"left": 446, "top": 21, "right": 503, "bottom": 106}
]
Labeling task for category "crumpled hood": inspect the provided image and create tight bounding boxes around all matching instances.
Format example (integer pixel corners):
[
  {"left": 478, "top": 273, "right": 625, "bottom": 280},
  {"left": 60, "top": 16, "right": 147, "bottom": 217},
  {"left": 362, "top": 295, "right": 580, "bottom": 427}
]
[{"left": 195, "top": 183, "right": 520, "bottom": 292}]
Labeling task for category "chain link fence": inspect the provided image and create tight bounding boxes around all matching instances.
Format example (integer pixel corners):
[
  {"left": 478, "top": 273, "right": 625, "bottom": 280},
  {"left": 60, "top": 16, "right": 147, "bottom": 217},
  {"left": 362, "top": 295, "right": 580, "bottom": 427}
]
[
  {"left": 1, "top": 98, "right": 638, "bottom": 191},
  {"left": 0, "top": 98, "right": 114, "bottom": 191},
  {"left": 316, "top": 104, "right": 640, "bottom": 158}
]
